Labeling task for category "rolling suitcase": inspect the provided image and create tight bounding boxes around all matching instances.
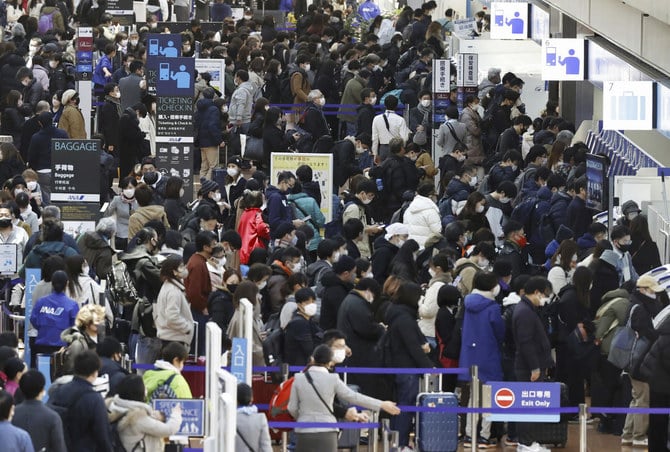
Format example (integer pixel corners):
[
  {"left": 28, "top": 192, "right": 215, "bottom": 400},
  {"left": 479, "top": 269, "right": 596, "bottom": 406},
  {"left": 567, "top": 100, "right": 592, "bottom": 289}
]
[
  {"left": 416, "top": 392, "right": 459, "bottom": 452},
  {"left": 252, "top": 374, "right": 282, "bottom": 442},
  {"left": 525, "top": 382, "right": 569, "bottom": 448},
  {"left": 181, "top": 356, "right": 206, "bottom": 398}
]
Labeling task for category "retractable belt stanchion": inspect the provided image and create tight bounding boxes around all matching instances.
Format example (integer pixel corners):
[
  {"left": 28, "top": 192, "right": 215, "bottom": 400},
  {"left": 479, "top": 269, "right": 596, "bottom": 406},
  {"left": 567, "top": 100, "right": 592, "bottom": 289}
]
[
  {"left": 579, "top": 403, "right": 588, "bottom": 452},
  {"left": 471, "top": 366, "right": 479, "bottom": 452}
]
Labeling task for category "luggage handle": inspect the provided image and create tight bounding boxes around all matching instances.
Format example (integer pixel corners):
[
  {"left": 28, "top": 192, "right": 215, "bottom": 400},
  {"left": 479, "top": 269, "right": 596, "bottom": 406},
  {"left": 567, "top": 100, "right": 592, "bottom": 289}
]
[{"left": 421, "top": 373, "right": 443, "bottom": 393}]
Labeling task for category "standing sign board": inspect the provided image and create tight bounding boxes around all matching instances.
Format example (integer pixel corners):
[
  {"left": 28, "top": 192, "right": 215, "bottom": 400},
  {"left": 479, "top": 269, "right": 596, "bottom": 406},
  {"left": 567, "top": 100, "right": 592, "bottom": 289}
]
[
  {"left": 586, "top": 153, "right": 607, "bottom": 211},
  {"left": 270, "top": 153, "right": 334, "bottom": 222},
  {"left": 231, "top": 337, "right": 248, "bottom": 385},
  {"left": 51, "top": 139, "right": 101, "bottom": 203},
  {"left": 76, "top": 27, "right": 93, "bottom": 81},
  {"left": 24, "top": 268, "right": 41, "bottom": 368},
  {"left": 602, "top": 81, "right": 655, "bottom": 130},
  {"left": 152, "top": 399, "right": 205, "bottom": 436},
  {"left": 433, "top": 59, "right": 452, "bottom": 130},
  {"left": 487, "top": 381, "right": 561, "bottom": 422},
  {"left": 541, "top": 39, "right": 586, "bottom": 81},
  {"left": 490, "top": 2, "right": 529, "bottom": 40},
  {"left": 195, "top": 59, "right": 226, "bottom": 98},
  {"left": 456, "top": 54, "right": 478, "bottom": 114}
]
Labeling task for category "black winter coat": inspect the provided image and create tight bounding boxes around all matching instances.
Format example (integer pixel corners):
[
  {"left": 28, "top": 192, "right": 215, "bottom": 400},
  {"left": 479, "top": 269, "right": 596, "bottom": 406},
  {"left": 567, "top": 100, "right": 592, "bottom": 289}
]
[
  {"left": 0, "top": 156, "right": 25, "bottom": 185},
  {"left": 301, "top": 103, "right": 330, "bottom": 139},
  {"left": 385, "top": 303, "right": 434, "bottom": 368},
  {"left": 640, "top": 316, "right": 670, "bottom": 393},
  {"left": 319, "top": 270, "right": 354, "bottom": 331},
  {"left": 371, "top": 236, "right": 399, "bottom": 286},
  {"left": 118, "top": 109, "right": 146, "bottom": 177},
  {"left": 588, "top": 258, "right": 621, "bottom": 319},
  {"left": 0, "top": 107, "right": 24, "bottom": 147},
  {"left": 337, "top": 290, "right": 385, "bottom": 367},
  {"left": 0, "top": 53, "right": 25, "bottom": 105},
  {"left": 98, "top": 98, "right": 121, "bottom": 149},
  {"left": 284, "top": 312, "right": 323, "bottom": 367},
  {"left": 512, "top": 296, "right": 554, "bottom": 377},
  {"left": 208, "top": 288, "right": 235, "bottom": 334},
  {"left": 356, "top": 103, "right": 376, "bottom": 136},
  {"left": 331, "top": 139, "right": 358, "bottom": 191},
  {"left": 263, "top": 125, "right": 290, "bottom": 167},
  {"left": 631, "top": 237, "right": 662, "bottom": 276}
]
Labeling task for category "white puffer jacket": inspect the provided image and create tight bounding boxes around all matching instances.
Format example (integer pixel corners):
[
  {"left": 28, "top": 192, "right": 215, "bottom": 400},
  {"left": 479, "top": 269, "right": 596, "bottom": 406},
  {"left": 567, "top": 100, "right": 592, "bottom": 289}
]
[{"left": 403, "top": 195, "right": 442, "bottom": 248}]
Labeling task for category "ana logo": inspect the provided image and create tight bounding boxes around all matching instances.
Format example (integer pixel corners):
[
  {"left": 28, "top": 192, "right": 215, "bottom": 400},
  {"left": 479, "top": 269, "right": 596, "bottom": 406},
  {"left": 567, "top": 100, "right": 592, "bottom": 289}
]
[
  {"left": 40, "top": 306, "right": 64, "bottom": 316},
  {"left": 67, "top": 195, "right": 85, "bottom": 201}
]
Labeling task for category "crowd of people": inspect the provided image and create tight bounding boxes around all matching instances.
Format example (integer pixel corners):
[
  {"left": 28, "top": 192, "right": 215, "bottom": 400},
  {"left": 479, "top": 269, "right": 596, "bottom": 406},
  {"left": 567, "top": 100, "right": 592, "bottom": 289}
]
[{"left": 0, "top": 0, "right": 669, "bottom": 451}]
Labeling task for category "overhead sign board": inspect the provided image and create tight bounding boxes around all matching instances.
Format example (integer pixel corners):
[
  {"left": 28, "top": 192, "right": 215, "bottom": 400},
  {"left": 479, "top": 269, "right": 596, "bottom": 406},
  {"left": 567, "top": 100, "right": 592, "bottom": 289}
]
[
  {"left": 541, "top": 39, "right": 586, "bottom": 81},
  {"left": 490, "top": 2, "right": 529, "bottom": 40},
  {"left": 603, "top": 81, "right": 655, "bottom": 130}
]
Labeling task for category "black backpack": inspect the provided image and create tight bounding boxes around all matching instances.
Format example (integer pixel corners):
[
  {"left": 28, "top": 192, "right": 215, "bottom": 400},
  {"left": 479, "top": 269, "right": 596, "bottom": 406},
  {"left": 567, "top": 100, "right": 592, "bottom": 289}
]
[{"left": 279, "top": 70, "right": 293, "bottom": 104}]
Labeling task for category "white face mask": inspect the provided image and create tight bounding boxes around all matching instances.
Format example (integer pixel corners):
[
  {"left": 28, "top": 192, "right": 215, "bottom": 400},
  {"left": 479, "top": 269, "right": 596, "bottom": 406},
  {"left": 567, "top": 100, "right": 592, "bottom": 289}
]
[
  {"left": 49, "top": 61, "right": 58, "bottom": 69},
  {"left": 476, "top": 204, "right": 485, "bottom": 213},
  {"left": 121, "top": 39, "right": 128, "bottom": 46},
  {"left": 289, "top": 262, "right": 301, "bottom": 273},
  {"left": 123, "top": 188, "right": 135, "bottom": 198},
  {"left": 492, "top": 285, "right": 501, "bottom": 297},
  {"left": 304, "top": 64, "right": 311, "bottom": 72},
  {"left": 478, "top": 258, "right": 489, "bottom": 269},
  {"left": 227, "top": 167, "right": 239, "bottom": 177},
  {"left": 539, "top": 296, "right": 551, "bottom": 306},
  {"left": 303, "top": 303, "right": 317, "bottom": 317},
  {"left": 332, "top": 252, "right": 340, "bottom": 262},
  {"left": 130, "top": 39, "right": 139, "bottom": 46},
  {"left": 332, "top": 348, "right": 346, "bottom": 363},
  {"left": 395, "top": 239, "right": 405, "bottom": 248},
  {"left": 420, "top": 99, "right": 431, "bottom": 108},
  {"left": 14, "top": 188, "right": 23, "bottom": 196},
  {"left": 82, "top": 264, "right": 90, "bottom": 275},
  {"left": 469, "top": 176, "right": 478, "bottom": 187},
  {"left": 361, "top": 196, "right": 372, "bottom": 205},
  {"left": 257, "top": 280, "right": 267, "bottom": 290},
  {"left": 179, "top": 188, "right": 185, "bottom": 197},
  {"left": 212, "top": 192, "right": 222, "bottom": 202},
  {"left": 500, "top": 197, "right": 511, "bottom": 204},
  {"left": 370, "top": 96, "right": 377, "bottom": 104},
  {"left": 428, "top": 268, "right": 437, "bottom": 277},
  {"left": 27, "top": 181, "right": 37, "bottom": 191}
]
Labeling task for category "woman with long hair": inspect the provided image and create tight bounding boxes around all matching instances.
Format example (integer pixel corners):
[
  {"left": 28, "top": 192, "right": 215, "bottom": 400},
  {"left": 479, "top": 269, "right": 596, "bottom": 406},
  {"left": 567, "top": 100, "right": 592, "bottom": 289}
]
[
  {"left": 457, "top": 191, "right": 487, "bottom": 232},
  {"left": 237, "top": 190, "right": 270, "bottom": 265},
  {"left": 0, "top": 90, "right": 25, "bottom": 149},
  {"left": 460, "top": 95, "right": 484, "bottom": 163},
  {"left": 64, "top": 254, "right": 112, "bottom": 323},
  {"left": 0, "top": 143, "right": 25, "bottom": 185},
  {"left": 556, "top": 266, "right": 595, "bottom": 410},
  {"left": 164, "top": 176, "right": 187, "bottom": 231},
  {"left": 629, "top": 214, "right": 661, "bottom": 275},
  {"left": 547, "top": 239, "right": 579, "bottom": 295},
  {"left": 425, "top": 21, "right": 445, "bottom": 57},
  {"left": 262, "top": 59, "right": 282, "bottom": 104},
  {"left": 389, "top": 239, "right": 420, "bottom": 282},
  {"left": 227, "top": 281, "right": 265, "bottom": 366},
  {"left": 155, "top": 257, "right": 195, "bottom": 349}
]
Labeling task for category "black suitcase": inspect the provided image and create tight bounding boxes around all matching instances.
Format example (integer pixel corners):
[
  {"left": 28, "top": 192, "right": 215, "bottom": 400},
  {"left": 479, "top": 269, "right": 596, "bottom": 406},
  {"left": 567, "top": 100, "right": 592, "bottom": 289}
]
[{"left": 525, "top": 382, "right": 569, "bottom": 447}]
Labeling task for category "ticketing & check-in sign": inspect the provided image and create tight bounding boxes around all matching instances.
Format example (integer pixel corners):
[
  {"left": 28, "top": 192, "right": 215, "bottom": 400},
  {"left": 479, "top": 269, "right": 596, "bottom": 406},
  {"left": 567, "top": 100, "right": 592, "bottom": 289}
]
[{"left": 487, "top": 381, "right": 561, "bottom": 422}]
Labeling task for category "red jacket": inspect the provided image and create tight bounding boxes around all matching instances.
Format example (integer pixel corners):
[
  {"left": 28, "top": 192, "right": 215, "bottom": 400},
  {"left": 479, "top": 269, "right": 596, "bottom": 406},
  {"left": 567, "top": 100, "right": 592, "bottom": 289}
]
[
  {"left": 237, "top": 207, "right": 270, "bottom": 264},
  {"left": 185, "top": 253, "right": 211, "bottom": 312}
]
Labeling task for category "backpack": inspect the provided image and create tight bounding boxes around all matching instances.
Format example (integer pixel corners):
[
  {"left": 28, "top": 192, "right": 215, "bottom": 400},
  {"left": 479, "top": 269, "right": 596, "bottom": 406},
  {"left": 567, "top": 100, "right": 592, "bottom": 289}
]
[
  {"left": 111, "top": 413, "right": 145, "bottom": 452},
  {"left": 373, "top": 330, "right": 393, "bottom": 367},
  {"left": 38, "top": 10, "right": 55, "bottom": 34},
  {"left": 107, "top": 260, "right": 141, "bottom": 309},
  {"left": 262, "top": 328, "right": 285, "bottom": 383},
  {"left": 538, "top": 212, "right": 556, "bottom": 245},
  {"left": 538, "top": 298, "right": 563, "bottom": 348},
  {"left": 178, "top": 208, "right": 198, "bottom": 232},
  {"left": 149, "top": 372, "right": 178, "bottom": 402},
  {"left": 268, "top": 376, "right": 296, "bottom": 430},
  {"left": 389, "top": 198, "right": 412, "bottom": 224},
  {"left": 279, "top": 71, "right": 293, "bottom": 104},
  {"left": 132, "top": 296, "right": 157, "bottom": 338},
  {"left": 510, "top": 197, "right": 539, "bottom": 233}
]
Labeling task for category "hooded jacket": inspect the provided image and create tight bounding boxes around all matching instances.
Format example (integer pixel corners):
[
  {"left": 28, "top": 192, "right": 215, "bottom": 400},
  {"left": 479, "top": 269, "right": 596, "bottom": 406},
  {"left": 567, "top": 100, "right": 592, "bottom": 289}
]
[
  {"left": 319, "top": 270, "right": 354, "bottom": 331},
  {"left": 22, "top": 241, "right": 78, "bottom": 277},
  {"left": 418, "top": 272, "right": 452, "bottom": 337},
  {"left": 155, "top": 279, "right": 194, "bottom": 345},
  {"left": 194, "top": 98, "right": 222, "bottom": 147},
  {"left": 265, "top": 185, "right": 293, "bottom": 232},
  {"left": 337, "top": 290, "right": 385, "bottom": 368},
  {"left": 79, "top": 231, "right": 114, "bottom": 280},
  {"left": 459, "top": 290, "right": 505, "bottom": 382},
  {"left": 588, "top": 250, "right": 622, "bottom": 318},
  {"left": 371, "top": 236, "right": 399, "bottom": 286},
  {"left": 229, "top": 80, "right": 255, "bottom": 123},
  {"left": 287, "top": 192, "right": 326, "bottom": 252},
  {"left": 338, "top": 75, "right": 367, "bottom": 122},
  {"left": 403, "top": 194, "right": 441, "bottom": 249},
  {"left": 106, "top": 395, "right": 182, "bottom": 452},
  {"left": 385, "top": 303, "right": 434, "bottom": 368},
  {"left": 128, "top": 205, "right": 170, "bottom": 238},
  {"left": 593, "top": 288, "right": 630, "bottom": 356},
  {"left": 142, "top": 360, "right": 193, "bottom": 401},
  {"left": 512, "top": 296, "right": 554, "bottom": 376},
  {"left": 237, "top": 207, "right": 270, "bottom": 264}
]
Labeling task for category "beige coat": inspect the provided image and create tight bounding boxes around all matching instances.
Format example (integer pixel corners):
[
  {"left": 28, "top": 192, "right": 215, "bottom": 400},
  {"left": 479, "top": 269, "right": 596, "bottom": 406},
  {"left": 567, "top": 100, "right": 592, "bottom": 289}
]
[{"left": 58, "top": 105, "right": 87, "bottom": 139}]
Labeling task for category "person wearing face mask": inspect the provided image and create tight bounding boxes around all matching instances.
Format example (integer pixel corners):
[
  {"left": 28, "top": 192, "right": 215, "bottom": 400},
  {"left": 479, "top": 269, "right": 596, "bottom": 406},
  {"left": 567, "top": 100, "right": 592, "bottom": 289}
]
[
  {"left": 301, "top": 89, "right": 330, "bottom": 140},
  {"left": 267, "top": 247, "right": 303, "bottom": 317},
  {"left": 290, "top": 54, "right": 312, "bottom": 122},
  {"left": 16, "top": 67, "right": 48, "bottom": 114},
  {"left": 287, "top": 180, "right": 326, "bottom": 257},
  {"left": 496, "top": 220, "right": 532, "bottom": 280},
  {"left": 60, "top": 304, "right": 107, "bottom": 375},
  {"left": 57, "top": 89, "right": 87, "bottom": 139},
  {"left": 371, "top": 223, "right": 409, "bottom": 286},
  {"left": 342, "top": 180, "right": 381, "bottom": 259},
  {"left": 338, "top": 68, "right": 371, "bottom": 137},
  {"left": 207, "top": 269, "right": 240, "bottom": 337},
  {"left": 512, "top": 276, "right": 555, "bottom": 452},
  {"left": 484, "top": 181, "right": 518, "bottom": 246},
  {"left": 319, "top": 255, "right": 357, "bottom": 331},
  {"left": 459, "top": 94, "right": 485, "bottom": 164},
  {"left": 417, "top": 253, "right": 452, "bottom": 352},
  {"left": 355, "top": 88, "right": 377, "bottom": 139},
  {"left": 98, "top": 83, "right": 122, "bottom": 154},
  {"left": 617, "top": 200, "right": 642, "bottom": 229},
  {"left": 488, "top": 149, "right": 522, "bottom": 193},
  {"left": 142, "top": 342, "right": 193, "bottom": 401},
  {"left": 220, "top": 156, "right": 249, "bottom": 228},
  {"left": 283, "top": 288, "right": 324, "bottom": 367},
  {"left": 127, "top": 184, "right": 170, "bottom": 238},
  {"left": 155, "top": 257, "right": 195, "bottom": 350},
  {"left": 405, "top": 144, "right": 437, "bottom": 183},
  {"left": 610, "top": 224, "right": 639, "bottom": 286},
  {"left": 0, "top": 204, "right": 28, "bottom": 270},
  {"left": 547, "top": 239, "right": 579, "bottom": 295},
  {"left": 237, "top": 190, "right": 270, "bottom": 265},
  {"left": 454, "top": 242, "right": 496, "bottom": 296},
  {"left": 495, "top": 114, "right": 532, "bottom": 158},
  {"left": 436, "top": 105, "right": 467, "bottom": 162},
  {"left": 459, "top": 271, "right": 505, "bottom": 449},
  {"left": 457, "top": 191, "right": 488, "bottom": 232},
  {"left": 441, "top": 164, "right": 477, "bottom": 215},
  {"left": 104, "top": 177, "right": 139, "bottom": 250},
  {"left": 265, "top": 171, "right": 304, "bottom": 233}
]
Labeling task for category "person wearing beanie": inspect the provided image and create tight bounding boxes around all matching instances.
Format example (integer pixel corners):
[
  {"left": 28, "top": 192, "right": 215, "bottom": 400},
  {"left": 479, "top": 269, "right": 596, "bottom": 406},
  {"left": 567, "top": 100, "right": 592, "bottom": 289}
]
[
  {"left": 57, "top": 89, "right": 86, "bottom": 139},
  {"left": 30, "top": 270, "right": 79, "bottom": 355},
  {"left": 617, "top": 200, "right": 641, "bottom": 228},
  {"left": 497, "top": 220, "right": 530, "bottom": 280},
  {"left": 27, "top": 111, "right": 67, "bottom": 201},
  {"left": 196, "top": 177, "right": 226, "bottom": 222},
  {"left": 319, "top": 255, "right": 356, "bottom": 330},
  {"left": 195, "top": 84, "right": 223, "bottom": 179},
  {"left": 288, "top": 343, "right": 400, "bottom": 451}
]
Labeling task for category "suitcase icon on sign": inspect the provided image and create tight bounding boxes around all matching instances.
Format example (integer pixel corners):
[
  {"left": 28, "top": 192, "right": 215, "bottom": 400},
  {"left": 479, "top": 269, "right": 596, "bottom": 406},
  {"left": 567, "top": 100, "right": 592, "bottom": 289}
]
[{"left": 614, "top": 91, "right": 646, "bottom": 121}]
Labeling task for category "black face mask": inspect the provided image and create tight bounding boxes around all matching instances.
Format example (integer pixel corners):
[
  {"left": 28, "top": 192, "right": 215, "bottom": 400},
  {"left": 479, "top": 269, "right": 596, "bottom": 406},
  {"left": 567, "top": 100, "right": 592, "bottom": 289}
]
[
  {"left": 618, "top": 243, "right": 632, "bottom": 253},
  {"left": 0, "top": 218, "right": 12, "bottom": 228},
  {"left": 227, "top": 284, "right": 238, "bottom": 294}
]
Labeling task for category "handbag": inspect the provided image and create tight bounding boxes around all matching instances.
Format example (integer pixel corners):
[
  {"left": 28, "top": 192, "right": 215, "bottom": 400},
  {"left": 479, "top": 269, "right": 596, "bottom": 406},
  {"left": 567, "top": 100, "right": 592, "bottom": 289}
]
[
  {"left": 412, "top": 111, "right": 429, "bottom": 146},
  {"left": 565, "top": 325, "right": 598, "bottom": 361},
  {"left": 51, "top": 347, "right": 68, "bottom": 380},
  {"left": 608, "top": 305, "right": 650, "bottom": 371},
  {"left": 243, "top": 135, "right": 264, "bottom": 161}
]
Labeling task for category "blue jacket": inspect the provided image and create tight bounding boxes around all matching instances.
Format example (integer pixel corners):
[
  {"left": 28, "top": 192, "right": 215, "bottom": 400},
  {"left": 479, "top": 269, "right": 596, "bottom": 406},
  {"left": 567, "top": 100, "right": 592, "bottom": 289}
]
[
  {"left": 0, "top": 421, "right": 34, "bottom": 452},
  {"left": 30, "top": 292, "right": 79, "bottom": 346},
  {"left": 548, "top": 191, "right": 571, "bottom": 234},
  {"left": 22, "top": 241, "right": 79, "bottom": 277},
  {"left": 287, "top": 192, "right": 326, "bottom": 252},
  {"left": 459, "top": 291, "right": 505, "bottom": 382},
  {"left": 194, "top": 98, "right": 222, "bottom": 147},
  {"left": 92, "top": 54, "right": 113, "bottom": 86},
  {"left": 358, "top": 0, "right": 380, "bottom": 21},
  {"left": 266, "top": 185, "right": 293, "bottom": 234}
]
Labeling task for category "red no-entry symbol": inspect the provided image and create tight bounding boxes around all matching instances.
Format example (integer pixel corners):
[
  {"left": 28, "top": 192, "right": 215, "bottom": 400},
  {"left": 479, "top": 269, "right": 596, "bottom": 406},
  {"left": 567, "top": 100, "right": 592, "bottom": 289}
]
[{"left": 494, "top": 388, "right": 515, "bottom": 408}]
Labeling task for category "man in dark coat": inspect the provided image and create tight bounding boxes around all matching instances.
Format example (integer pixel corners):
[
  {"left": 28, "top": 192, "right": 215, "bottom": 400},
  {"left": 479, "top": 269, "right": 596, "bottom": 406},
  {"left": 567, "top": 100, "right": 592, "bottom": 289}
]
[
  {"left": 194, "top": 87, "right": 223, "bottom": 180},
  {"left": 47, "top": 351, "right": 113, "bottom": 452},
  {"left": 118, "top": 106, "right": 147, "bottom": 178},
  {"left": 301, "top": 90, "right": 330, "bottom": 140},
  {"left": 319, "top": 256, "right": 356, "bottom": 330},
  {"left": 566, "top": 177, "right": 591, "bottom": 239},
  {"left": 512, "top": 276, "right": 555, "bottom": 451},
  {"left": 355, "top": 88, "right": 377, "bottom": 137},
  {"left": 337, "top": 278, "right": 385, "bottom": 396},
  {"left": 27, "top": 111, "right": 68, "bottom": 200}
]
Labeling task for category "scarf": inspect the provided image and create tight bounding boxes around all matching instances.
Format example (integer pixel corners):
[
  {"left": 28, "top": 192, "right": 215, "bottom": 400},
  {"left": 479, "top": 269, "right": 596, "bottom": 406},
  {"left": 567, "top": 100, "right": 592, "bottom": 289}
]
[{"left": 105, "top": 95, "right": 123, "bottom": 118}]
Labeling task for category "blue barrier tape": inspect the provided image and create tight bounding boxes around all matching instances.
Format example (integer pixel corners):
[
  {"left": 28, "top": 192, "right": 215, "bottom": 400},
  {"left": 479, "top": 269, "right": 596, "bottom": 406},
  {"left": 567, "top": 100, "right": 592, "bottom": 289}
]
[
  {"left": 590, "top": 407, "right": 670, "bottom": 414},
  {"left": 268, "top": 421, "right": 379, "bottom": 429},
  {"left": 395, "top": 406, "right": 580, "bottom": 414},
  {"left": 333, "top": 367, "right": 469, "bottom": 375}
]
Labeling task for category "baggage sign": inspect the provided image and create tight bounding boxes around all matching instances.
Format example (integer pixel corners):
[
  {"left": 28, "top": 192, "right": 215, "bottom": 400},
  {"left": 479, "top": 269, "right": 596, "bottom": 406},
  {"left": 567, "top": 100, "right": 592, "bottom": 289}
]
[{"left": 486, "top": 381, "right": 561, "bottom": 422}]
